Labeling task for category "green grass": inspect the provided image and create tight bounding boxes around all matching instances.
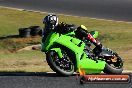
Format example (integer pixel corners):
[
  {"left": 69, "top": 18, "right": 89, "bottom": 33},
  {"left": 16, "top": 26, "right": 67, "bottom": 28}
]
[
  {"left": 0, "top": 8, "right": 43, "bottom": 36},
  {"left": 0, "top": 7, "right": 132, "bottom": 71},
  {"left": 0, "top": 50, "right": 52, "bottom": 72}
]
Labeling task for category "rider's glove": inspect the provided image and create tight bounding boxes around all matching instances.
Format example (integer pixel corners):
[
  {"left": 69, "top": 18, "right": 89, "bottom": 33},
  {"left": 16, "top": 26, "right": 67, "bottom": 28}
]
[
  {"left": 96, "top": 43, "right": 103, "bottom": 50},
  {"left": 93, "top": 43, "right": 103, "bottom": 56}
]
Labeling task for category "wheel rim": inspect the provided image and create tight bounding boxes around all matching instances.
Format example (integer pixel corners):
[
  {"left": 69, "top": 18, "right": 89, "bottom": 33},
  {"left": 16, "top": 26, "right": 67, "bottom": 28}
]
[
  {"left": 50, "top": 51, "right": 74, "bottom": 72},
  {"left": 106, "top": 55, "right": 123, "bottom": 69},
  {"left": 101, "top": 48, "right": 123, "bottom": 69}
]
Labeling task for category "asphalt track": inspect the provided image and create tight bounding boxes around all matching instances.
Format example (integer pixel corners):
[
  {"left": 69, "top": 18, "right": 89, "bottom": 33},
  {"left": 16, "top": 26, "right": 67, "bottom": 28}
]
[
  {"left": 0, "top": 0, "right": 132, "bottom": 21},
  {"left": 0, "top": 72, "right": 131, "bottom": 88}
]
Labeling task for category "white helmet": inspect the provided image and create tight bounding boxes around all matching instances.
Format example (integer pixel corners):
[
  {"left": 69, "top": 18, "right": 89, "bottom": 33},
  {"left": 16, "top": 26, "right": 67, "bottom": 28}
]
[{"left": 43, "top": 14, "right": 58, "bottom": 29}]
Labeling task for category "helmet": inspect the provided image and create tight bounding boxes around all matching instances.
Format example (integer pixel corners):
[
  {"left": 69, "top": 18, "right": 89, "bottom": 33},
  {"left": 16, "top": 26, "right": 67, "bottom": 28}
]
[{"left": 43, "top": 14, "right": 58, "bottom": 29}]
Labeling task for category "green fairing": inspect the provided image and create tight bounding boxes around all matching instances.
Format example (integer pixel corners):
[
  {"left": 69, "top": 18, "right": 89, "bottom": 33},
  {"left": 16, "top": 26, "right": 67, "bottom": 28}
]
[
  {"left": 50, "top": 48, "right": 63, "bottom": 59},
  {"left": 42, "top": 31, "right": 106, "bottom": 74},
  {"left": 65, "top": 31, "right": 75, "bottom": 36},
  {"left": 41, "top": 32, "right": 59, "bottom": 51}
]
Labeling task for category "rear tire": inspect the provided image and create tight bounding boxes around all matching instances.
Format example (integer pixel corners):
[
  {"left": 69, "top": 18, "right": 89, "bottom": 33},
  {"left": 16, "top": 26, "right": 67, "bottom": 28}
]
[
  {"left": 103, "top": 56, "right": 123, "bottom": 74},
  {"left": 100, "top": 47, "right": 123, "bottom": 74},
  {"left": 46, "top": 50, "right": 75, "bottom": 76},
  {"left": 103, "top": 63, "right": 123, "bottom": 74}
]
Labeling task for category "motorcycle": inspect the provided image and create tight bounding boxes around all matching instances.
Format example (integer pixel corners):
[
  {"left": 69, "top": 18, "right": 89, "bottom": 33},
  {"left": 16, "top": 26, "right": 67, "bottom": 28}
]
[{"left": 41, "top": 28, "right": 123, "bottom": 76}]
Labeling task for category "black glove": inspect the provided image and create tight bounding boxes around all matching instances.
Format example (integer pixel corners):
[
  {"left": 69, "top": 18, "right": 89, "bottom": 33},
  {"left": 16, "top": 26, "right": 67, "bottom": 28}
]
[
  {"left": 93, "top": 44, "right": 103, "bottom": 56},
  {"left": 96, "top": 44, "right": 103, "bottom": 51}
]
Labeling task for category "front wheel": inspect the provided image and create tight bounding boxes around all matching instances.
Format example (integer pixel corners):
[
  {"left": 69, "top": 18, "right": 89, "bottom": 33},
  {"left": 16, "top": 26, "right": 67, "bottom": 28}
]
[{"left": 46, "top": 50, "right": 75, "bottom": 76}]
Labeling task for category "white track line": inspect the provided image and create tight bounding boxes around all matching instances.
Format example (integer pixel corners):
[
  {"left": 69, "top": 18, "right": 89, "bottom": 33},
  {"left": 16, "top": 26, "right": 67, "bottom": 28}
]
[
  {"left": 123, "top": 70, "right": 132, "bottom": 73},
  {"left": 0, "top": 6, "right": 132, "bottom": 24},
  {"left": 47, "top": 70, "right": 132, "bottom": 74}
]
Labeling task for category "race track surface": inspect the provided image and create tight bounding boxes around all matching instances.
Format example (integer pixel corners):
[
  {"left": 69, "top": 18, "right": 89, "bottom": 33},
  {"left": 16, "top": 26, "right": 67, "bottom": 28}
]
[
  {"left": 0, "top": 72, "right": 131, "bottom": 88},
  {"left": 0, "top": 0, "right": 132, "bottom": 21}
]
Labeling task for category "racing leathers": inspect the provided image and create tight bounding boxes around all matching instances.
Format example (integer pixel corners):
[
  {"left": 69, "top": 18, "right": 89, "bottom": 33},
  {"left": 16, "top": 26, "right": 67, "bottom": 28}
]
[{"left": 75, "top": 25, "right": 102, "bottom": 57}]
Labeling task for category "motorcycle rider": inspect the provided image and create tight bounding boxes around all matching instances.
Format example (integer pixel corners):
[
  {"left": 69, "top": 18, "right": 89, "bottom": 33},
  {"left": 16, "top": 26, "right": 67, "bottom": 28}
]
[
  {"left": 42, "top": 14, "right": 58, "bottom": 42},
  {"left": 42, "top": 14, "right": 102, "bottom": 57}
]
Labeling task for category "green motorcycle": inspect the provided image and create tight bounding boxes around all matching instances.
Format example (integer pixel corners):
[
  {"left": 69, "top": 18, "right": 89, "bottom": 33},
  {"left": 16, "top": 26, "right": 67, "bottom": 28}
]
[{"left": 41, "top": 29, "right": 123, "bottom": 76}]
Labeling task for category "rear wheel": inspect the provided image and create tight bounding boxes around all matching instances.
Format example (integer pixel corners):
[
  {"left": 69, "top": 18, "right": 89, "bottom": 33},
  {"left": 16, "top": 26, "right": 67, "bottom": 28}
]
[
  {"left": 102, "top": 50, "right": 123, "bottom": 74},
  {"left": 46, "top": 50, "right": 74, "bottom": 76}
]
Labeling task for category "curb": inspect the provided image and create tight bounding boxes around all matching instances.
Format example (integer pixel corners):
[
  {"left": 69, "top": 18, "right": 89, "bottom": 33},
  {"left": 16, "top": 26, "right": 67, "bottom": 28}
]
[
  {"left": 0, "top": 6, "right": 132, "bottom": 24},
  {"left": 123, "top": 70, "right": 132, "bottom": 73}
]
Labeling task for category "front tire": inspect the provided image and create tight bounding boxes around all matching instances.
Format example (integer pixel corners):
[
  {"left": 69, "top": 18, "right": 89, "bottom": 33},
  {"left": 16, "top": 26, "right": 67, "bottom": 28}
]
[{"left": 46, "top": 50, "right": 75, "bottom": 76}]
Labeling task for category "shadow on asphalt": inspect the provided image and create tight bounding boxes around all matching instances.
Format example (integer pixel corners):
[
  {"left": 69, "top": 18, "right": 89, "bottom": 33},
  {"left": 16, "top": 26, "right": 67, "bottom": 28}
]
[{"left": 0, "top": 72, "right": 76, "bottom": 77}]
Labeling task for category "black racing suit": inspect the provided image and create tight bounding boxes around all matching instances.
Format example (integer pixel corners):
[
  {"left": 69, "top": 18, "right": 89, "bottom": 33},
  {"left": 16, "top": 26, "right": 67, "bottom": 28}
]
[
  {"left": 75, "top": 26, "right": 101, "bottom": 47},
  {"left": 75, "top": 26, "right": 102, "bottom": 57}
]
